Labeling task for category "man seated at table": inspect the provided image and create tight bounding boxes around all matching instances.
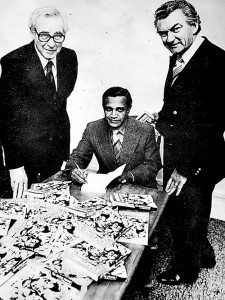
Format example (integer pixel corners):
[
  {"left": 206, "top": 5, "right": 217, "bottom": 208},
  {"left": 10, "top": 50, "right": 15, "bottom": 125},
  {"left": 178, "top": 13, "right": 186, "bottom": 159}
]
[{"left": 65, "top": 86, "right": 162, "bottom": 188}]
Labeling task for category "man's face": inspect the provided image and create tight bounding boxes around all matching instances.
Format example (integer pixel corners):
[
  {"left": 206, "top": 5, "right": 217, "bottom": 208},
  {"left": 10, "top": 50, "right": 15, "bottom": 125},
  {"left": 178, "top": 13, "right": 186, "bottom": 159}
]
[
  {"left": 104, "top": 96, "right": 130, "bottom": 129},
  {"left": 31, "top": 16, "right": 64, "bottom": 59},
  {"left": 156, "top": 9, "right": 198, "bottom": 55}
]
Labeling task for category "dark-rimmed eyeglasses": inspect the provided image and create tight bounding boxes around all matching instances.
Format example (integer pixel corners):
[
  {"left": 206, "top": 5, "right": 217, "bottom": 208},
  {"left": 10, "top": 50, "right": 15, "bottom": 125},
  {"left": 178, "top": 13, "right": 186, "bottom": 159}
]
[{"left": 34, "top": 29, "right": 65, "bottom": 43}]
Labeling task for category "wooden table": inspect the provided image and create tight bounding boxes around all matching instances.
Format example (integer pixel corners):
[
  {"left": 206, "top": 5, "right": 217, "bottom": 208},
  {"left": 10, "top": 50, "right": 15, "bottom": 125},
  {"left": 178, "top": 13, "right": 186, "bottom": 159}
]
[{"left": 50, "top": 172, "right": 169, "bottom": 300}]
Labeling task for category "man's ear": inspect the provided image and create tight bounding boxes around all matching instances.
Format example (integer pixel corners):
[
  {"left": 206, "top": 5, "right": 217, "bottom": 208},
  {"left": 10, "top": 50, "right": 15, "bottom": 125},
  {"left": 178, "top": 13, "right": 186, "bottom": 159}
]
[
  {"left": 30, "top": 29, "right": 35, "bottom": 40},
  {"left": 191, "top": 22, "right": 199, "bottom": 35}
]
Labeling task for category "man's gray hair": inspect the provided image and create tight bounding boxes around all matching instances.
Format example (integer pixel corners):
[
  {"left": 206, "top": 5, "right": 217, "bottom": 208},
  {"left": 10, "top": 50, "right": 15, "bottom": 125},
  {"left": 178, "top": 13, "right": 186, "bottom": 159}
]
[{"left": 28, "top": 7, "right": 68, "bottom": 33}]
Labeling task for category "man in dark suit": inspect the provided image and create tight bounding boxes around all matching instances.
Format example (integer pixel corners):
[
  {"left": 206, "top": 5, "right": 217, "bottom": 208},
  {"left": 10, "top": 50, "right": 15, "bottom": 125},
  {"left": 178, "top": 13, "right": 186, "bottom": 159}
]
[
  {"left": 65, "top": 86, "right": 162, "bottom": 188},
  {"left": 153, "top": 0, "right": 225, "bottom": 284},
  {"left": 0, "top": 7, "right": 78, "bottom": 198}
]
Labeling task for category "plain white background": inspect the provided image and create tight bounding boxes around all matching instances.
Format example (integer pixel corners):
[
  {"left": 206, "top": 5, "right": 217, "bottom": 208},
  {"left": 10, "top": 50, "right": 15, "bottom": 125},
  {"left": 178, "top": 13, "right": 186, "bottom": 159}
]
[{"left": 0, "top": 0, "right": 225, "bottom": 212}]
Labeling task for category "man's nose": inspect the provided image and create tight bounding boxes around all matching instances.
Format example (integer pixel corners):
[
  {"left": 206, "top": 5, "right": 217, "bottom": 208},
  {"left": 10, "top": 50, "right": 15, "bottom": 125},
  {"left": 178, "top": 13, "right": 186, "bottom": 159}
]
[
  {"left": 167, "top": 31, "right": 175, "bottom": 43},
  {"left": 47, "top": 37, "right": 56, "bottom": 47},
  {"left": 110, "top": 110, "right": 117, "bottom": 117}
]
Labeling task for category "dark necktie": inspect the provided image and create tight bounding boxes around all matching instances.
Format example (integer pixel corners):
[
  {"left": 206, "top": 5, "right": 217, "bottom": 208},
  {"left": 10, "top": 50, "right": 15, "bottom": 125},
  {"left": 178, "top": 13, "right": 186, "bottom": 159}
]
[
  {"left": 113, "top": 131, "right": 122, "bottom": 163},
  {"left": 45, "top": 60, "right": 56, "bottom": 91}
]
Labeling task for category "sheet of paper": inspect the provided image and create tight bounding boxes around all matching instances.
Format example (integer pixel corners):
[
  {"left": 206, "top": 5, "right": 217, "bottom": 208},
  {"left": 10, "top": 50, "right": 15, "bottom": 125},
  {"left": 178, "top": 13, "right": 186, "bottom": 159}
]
[{"left": 81, "top": 164, "right": 126, "bottom": 196}]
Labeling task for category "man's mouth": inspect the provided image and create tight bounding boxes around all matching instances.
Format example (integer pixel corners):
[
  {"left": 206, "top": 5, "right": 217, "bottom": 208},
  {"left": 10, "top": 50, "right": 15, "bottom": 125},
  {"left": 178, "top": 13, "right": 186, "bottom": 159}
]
[
  {"left": 169, "top": 43, "right": 180, "bottom": 48},
  {"left": 109, "top": 119, "right": 120, "bottom": 123},
  {"left": 45, "top": 49, "right": 56, "bottom": 52}
]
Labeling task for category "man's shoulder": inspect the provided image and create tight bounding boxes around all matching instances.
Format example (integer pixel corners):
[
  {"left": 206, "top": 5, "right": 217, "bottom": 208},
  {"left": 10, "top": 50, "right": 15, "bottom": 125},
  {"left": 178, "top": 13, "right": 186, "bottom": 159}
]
[
  {"left": 85, "top": 117, "right": 154, "bottom": 134},
  {"left": 59, "top": 46, "right": 77, "bottom": 58},
  {"left": 57, "top": 47, "right": 77, "bottom": 67},
  {"left": 128, "top": 117, "right": 154, "bottom": 133},
  {"left": 201, "top": 37, "right": 225, "bottom": 58},
  {"left": 86, "top": 118, "right": 105, "bottom": 129},
  {"left": 1, "top": 42, "right": 33, "bottom": 61}
]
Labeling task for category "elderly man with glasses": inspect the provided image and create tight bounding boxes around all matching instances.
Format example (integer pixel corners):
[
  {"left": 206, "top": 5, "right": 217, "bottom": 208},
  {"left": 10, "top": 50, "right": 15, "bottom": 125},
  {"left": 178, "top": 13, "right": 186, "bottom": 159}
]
[{"left": 0, "top": 7, "right": 78, "bottom": 198}]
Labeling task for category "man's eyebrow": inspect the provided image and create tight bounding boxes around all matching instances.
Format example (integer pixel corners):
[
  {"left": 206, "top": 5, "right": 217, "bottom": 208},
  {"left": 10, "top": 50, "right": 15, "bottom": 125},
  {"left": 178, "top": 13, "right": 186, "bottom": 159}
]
[
  {"left": 38, "top": 31, "right": 63, "bottom": 35},
  {"left": 157, "top": 23, "right": 181, "bottom": 33},
  {"left": 170, "top": 23, "right": 182, "bottom": 31}
]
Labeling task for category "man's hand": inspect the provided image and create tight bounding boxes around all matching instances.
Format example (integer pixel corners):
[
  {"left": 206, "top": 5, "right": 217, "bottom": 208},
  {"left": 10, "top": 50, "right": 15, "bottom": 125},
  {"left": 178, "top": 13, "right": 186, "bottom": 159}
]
[
  {"left": 152, "top": 112, "right": 159, "bottom": 122},
  {"left": 165, "top": 169, "right": 187, "bottom": 196},
  {"left": 9, "top": 166, "right": 28, "bottom": 198},
  {"left": 117, "top": 171, "right": 134, "bottom": 184},
  {"left": 70, "top": 168, "right": 88, "bottom": 184}
]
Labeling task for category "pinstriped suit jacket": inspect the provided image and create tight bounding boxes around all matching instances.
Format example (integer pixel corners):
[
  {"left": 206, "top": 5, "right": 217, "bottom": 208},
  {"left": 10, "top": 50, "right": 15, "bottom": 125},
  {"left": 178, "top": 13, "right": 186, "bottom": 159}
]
[{"left": 66, "top": 117, "right": 162, "bottom": 187}]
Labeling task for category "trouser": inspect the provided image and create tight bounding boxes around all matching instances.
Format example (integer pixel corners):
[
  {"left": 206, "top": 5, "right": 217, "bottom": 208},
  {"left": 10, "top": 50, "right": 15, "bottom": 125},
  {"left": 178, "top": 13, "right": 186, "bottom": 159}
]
[{"left": 163, "top": 181, "right": 215, "bottom": 279}]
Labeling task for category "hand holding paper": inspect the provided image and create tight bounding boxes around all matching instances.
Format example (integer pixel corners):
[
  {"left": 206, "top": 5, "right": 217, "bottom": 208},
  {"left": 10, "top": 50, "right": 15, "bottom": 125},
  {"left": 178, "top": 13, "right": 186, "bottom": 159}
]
[{"left": 81, "top": 164, "right": 126, "bottom": 196}]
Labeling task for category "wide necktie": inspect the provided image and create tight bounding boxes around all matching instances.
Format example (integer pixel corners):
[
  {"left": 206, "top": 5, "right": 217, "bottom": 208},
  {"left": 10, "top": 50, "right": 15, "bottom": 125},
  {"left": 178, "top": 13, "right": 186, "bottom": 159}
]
[
  {"left": 45, "top": 60, "right": 56, "bottom": 91},
  {"left": 171, "top": 56, "right": 184, "bottom": 85},
  {"left": 113, "top": 131, "right": 123, "bottom": 163}
]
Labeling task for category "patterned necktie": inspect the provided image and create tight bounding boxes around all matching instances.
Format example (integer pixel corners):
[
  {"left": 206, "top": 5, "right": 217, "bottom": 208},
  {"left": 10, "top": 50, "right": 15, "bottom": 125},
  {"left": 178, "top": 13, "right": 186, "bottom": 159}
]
[
  {"left": 113, "top": 131, "right": 122, "bottom": 163},
  {"left": 171, "top": 56, "right": 184, "bottom": 85},
  {"left": 45, "top": 60, "right": 56, "bottom": 91}
]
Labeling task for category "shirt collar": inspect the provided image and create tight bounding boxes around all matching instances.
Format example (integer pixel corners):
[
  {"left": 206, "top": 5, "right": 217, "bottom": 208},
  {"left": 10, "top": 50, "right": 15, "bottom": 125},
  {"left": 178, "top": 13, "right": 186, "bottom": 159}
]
[
  {"left": 34, "top": 44, "right": 57, "bottom": 70},
  {"left": 178, "top": 35, "right": 205, "bottom": 65},
  {"left": 111, "top": 120, "right": 127, "bottom": 136}
]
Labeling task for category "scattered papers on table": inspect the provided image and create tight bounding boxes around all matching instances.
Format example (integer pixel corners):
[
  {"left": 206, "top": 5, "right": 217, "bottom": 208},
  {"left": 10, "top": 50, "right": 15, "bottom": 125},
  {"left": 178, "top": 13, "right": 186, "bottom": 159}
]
[
  {"left": 110, "top": 193, "right": 157, "bottom": 210},
  {"left": 0, "top": 177, "right": 157, "bottom": 298},
  {"left": 76, "top": 206, "right": 150, "bottom": 245}
]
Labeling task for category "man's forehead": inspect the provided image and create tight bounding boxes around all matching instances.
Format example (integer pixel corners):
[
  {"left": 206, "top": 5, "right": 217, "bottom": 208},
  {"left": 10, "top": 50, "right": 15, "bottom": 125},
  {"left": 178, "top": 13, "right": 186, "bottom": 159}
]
[
  {"left": 105, "top": 96, "right": 127, "bottom": 107},
  {"left": 35, "top": 15, "right": 64, "bottom": 32},
  {"left": 157, "top": 9, "right": 187, "bottom": 30}
]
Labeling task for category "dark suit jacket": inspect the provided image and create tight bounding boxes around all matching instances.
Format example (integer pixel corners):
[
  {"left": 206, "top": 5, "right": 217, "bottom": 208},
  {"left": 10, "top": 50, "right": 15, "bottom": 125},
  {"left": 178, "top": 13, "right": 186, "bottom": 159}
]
[
  {"left": 0, "top": 41, "right": 78, "bottom": 171},
  {"left": 66, "top": 117, "right": 162, "bottom": 187},
  {"left": 156, "top": 38, "right": 225, "bottom": 185}
]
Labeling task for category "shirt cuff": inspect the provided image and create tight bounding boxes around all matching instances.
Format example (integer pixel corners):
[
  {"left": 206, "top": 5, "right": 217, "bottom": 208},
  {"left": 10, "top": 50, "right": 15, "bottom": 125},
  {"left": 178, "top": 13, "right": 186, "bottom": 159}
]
[{"left": 127, "top": 171, "right": 135, "bottom": 182}]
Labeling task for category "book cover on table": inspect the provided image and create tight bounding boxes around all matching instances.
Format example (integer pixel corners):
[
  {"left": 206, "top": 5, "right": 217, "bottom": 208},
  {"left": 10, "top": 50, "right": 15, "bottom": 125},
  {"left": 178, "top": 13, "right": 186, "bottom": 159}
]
[
  {"left": 0, "top": 259, "right": 87, "bottom": 300},
  {"left": 110, "top": 193, "right": 157, "bottom": 210},
  {"left": 62, "top": 239, "right": 131, "bottom": 281},
  {"left": 76, "top": 206, "right": 150, "bottom": 245},
  {"left": 0, "top": 199, "right": 27, "bottom": 219},
  {"left": 116, "top": 210, "right": 149, "bottom": 245}
]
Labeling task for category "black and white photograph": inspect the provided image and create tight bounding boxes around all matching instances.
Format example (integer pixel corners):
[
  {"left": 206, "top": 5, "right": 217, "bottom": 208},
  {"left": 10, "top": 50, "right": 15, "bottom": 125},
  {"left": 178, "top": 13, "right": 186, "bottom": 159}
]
[{"left": 0, "top": 0, "right": 225, "bottom": 299}]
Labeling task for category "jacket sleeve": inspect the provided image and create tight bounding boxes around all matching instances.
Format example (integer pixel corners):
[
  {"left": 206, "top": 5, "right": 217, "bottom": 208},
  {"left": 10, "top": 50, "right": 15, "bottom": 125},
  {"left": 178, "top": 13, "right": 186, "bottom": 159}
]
[
  {"left": 0, "top": 56, "right": 27, "bottom": 169},
  {"left": 128, "top": 125, "right": 162, "bottom": 186},
  {"left": 65, "top": 125, "right": 94, "bottom": 170}
]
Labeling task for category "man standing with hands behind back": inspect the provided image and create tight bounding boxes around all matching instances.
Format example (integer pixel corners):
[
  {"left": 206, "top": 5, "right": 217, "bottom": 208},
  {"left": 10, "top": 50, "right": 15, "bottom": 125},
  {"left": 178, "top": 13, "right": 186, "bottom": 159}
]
[
  {"left": 153, "top": 0, "right": 225, "bottom": 285},
  {"left": 0, "top": 7, "right": 78, "bottom": 198}
]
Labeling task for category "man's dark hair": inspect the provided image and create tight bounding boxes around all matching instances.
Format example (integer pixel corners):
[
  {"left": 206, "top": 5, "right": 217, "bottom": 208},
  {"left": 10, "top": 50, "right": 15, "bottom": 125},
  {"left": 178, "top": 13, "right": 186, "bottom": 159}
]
[
  {"left": 102, "top": 87, "right": 132, "bottom": 110},
  {"left": 154, "top": 0, "right": 201, "bottom": 34}
]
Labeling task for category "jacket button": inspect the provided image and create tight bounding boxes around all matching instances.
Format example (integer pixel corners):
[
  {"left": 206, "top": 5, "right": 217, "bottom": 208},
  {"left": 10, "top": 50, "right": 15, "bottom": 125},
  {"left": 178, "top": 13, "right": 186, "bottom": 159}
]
[
  {"left": 173, "top": 110, "right": 177, "bottom": 115},
  {"left": 170, "top": 124, "right": 173, "bottom": 127}
]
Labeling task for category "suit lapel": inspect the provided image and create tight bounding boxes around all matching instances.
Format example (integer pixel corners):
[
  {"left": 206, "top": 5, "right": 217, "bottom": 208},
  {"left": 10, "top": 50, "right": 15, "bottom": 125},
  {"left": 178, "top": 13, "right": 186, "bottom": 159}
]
[
  {"left": 168, "top": 39, "right": 209, "bottom": 89},
  {"left": 25, "top": 43, "right": 46, "bottom": 89},
  {"left": 96, "top": 118, "right": 141, "bottom": 169},
  {"left": 56, "top": 52, "right": 66, "bottom": 97},
  {"left": 97, "top": 120, "right": 118, "bottom": 169},
  {"left": 25, "top": 42, "right": 57, "bottom": 102},
  {"left": 119, "top": 118, "right": 140, "bottom": 165},
  {"left": 165, "top": 54, "right": 176, "bottom": 90}
]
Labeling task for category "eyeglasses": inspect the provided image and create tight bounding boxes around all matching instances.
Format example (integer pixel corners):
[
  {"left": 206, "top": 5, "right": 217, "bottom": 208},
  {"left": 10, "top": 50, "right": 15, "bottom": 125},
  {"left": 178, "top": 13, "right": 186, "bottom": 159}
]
[{"left": 34, "top": 30, "right": 65, "bottom": 43}]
